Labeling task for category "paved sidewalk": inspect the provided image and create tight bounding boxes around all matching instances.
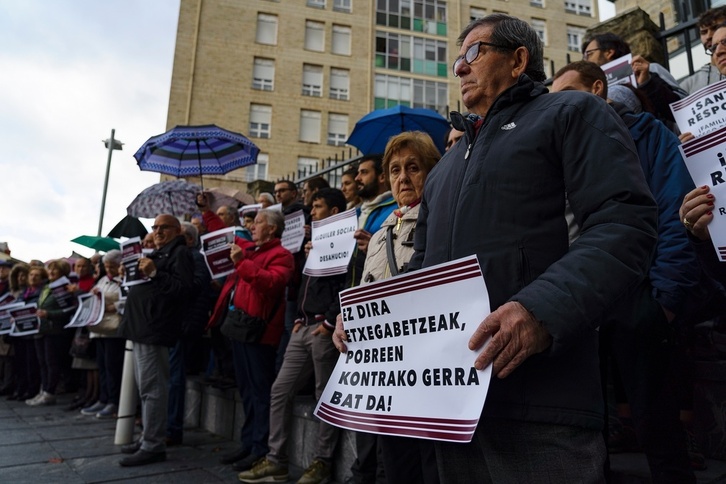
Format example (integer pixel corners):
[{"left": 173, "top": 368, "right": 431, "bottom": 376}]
[
  {"left": 2, "top": 391, "right": 726, "bottom": 483},
  {"left": 0, "top": 393, "right": 303, "bottom": 483}
]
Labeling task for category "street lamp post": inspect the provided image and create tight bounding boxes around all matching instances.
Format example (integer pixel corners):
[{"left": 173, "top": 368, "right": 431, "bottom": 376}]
[{"left": 97, "top": 129, "right": 124, "bottom": 237}]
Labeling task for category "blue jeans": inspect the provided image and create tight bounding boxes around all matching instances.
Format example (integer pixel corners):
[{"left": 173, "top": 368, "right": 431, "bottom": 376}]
[
  {"left": 231, "top": 341, "right": 276, "bottom": 457},
  {"left": 167, "top": 340, "right": 186, "bottom": 441}
]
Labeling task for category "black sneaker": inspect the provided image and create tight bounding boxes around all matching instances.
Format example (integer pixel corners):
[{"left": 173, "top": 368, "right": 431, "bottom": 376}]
[
  {"left": 120, "top": 441, "right": 142, "bottom": 455},
  {"left": 118, "top": 450, "right": 166, "bottom": 467}
]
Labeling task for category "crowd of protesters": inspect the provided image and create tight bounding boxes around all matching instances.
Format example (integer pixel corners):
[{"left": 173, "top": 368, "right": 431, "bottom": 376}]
[{"left": 2, "top": 9, "right": 726, "bottom": 484}]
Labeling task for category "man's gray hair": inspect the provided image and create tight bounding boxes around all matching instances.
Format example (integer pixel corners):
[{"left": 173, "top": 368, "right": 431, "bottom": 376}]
[
  {"left": 181, "top": 221, "right": 199, "bottom": 246},
  {"left": 457, "top": 13, "right": 546, "bottom": 82},
  {"left": 258, "top": 192, "right": 275, "bottom": 205},
  {"left": 258, "top": 209, "right": 285, "bottom": 238},
  {"left": 103, "top": 249, "right": 122, "bottom": 265}
]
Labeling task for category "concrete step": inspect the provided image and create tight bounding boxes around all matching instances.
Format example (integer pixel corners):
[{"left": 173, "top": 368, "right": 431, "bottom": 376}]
[{"left": 184, "top": 376, "right": 356, "bottom": 483}]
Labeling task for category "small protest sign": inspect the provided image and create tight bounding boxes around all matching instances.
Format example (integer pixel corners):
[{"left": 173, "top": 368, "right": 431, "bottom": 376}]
[
  {"left": 121, "top": 237, "right": 148, "bottom": 287},
  {"left": 66, "top": 292, "right": 104, "bottom": 328},
  {"left": 200, "top": 227, "right": 237, "bottom": 278},
  {"left": 8, "top": 303, "right": 40, "bottom": 336},
  {"left": 670, "top": 79, "right": 726, "bottom": 138},
  {"left": 304, "top": 208, "right": 357, "bottom": 276},
  {"left": 281, "top": 210, "right": 306, "bottom": 254},
  {"left": 601, "top": 53, "right": 636, "bottom": 87}
]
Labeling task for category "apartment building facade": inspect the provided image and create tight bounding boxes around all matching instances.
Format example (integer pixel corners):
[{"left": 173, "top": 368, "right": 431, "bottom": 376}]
[{"left": 167, "top": 0, "right": 599, "bottom": 187}]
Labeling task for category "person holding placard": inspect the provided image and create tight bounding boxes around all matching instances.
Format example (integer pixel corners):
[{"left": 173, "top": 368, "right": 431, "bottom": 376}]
[
  {"left": 681, "top": 185, "right": 726, "bottom": 285},
  {"left": 404, "top": 14, "right": 658, "bottom": 482},
  {"left": 239, "top": 188, "right": 347, "bottom": 484},
  {"left": 362, "top": 131, "right": 441, "bottom": 483}
]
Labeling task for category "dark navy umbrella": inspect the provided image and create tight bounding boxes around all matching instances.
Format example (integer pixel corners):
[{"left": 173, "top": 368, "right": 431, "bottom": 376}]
[
  {"left": 133, "top": 124, "right": 260, "bottom": 188},
  {"left": 347, "top": 105, "right": 450, "bottom": 155}
]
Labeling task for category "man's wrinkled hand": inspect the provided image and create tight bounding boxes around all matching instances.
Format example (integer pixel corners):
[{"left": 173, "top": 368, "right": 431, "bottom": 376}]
[
  {"left": 138, "top": 258, "right": 157, "bottom": 277},
  {"left": 469, "top": 301, "right": 552, "bottom": 378}
]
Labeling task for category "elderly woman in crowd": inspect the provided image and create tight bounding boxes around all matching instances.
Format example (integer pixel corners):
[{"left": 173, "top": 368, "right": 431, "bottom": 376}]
[
  {"left": 199, "top": 196, "right": 294, "bottom": 470},
  {"left": 337, "top": 131, "right": 441, "bottom": 483},
  {"left": 78, "top": 250, "right": 125, "bottom": 418},
  {"left": 0, "top": 263, "right": 29, "bottom": 396},
  {"left": 27, "top": 259, "right": 77, "bottom": 406},
  {"left": 8, "top": 266, "right": 46, "bottom": 401}
]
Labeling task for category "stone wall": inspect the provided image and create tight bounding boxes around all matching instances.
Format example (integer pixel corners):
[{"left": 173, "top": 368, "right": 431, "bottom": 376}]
[{"left": 586, "top": 7, "right": 666, "bottom": 64}]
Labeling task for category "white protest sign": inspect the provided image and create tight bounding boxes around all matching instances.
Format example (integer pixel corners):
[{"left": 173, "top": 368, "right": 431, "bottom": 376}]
[
  {"left": 9, "top": 303, "right": 40, "bottom": 336},
  {"left": 670, "top": 79, "right": 726, "bottom": 138},
  {"left": 315, "top": 256, "right": 492, "bottom": 443},
  {"left": 304, "top": 208, "right": 357, "bottom": 277},
  {"left": 281, "top": 210, "right": 306, "bottom": 254},
  {"left": 66, "top": 292, "right": 104, "bottom": 328},
  {"left": 601, "top": 53, "right": 636, "bottom": 87},
  {"left": 679, "top": 126, "right": 726, "bottom": 260},
  {"left": 239, "top": 203, "right": 262, "bottom": 217},
  {"left": 201, "top": 227, "right": 237, "bottom": 278}
]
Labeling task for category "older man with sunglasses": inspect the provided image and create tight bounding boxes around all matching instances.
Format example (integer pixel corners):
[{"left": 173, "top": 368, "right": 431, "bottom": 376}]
[{"left": 408, "top": 14, "right": 658, "bottom": 482}]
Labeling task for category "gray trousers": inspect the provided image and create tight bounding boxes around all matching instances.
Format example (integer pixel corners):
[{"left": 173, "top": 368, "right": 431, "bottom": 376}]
[
  {"left": 435, "top": 418, "right": 606, "bottom": 484},
  {"left": 268, "top": 324, "right": 339, "bottom": 465},
  {"left": 133, "top": 342, "right": 170, "bottom": 453}
]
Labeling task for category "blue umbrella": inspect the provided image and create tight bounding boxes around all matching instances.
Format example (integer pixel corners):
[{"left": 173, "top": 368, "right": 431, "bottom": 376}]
[
  {"left": 346, "top": 105, "right": 450, "bottom": 155},
  {"left": 133, "top": 124, "right": 260, "bottom": 188}
]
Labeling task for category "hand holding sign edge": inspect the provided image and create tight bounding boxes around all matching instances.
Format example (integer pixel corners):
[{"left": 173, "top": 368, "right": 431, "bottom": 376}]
[{"left": 469, "top": 301, "right": 552, "bottom": 378}]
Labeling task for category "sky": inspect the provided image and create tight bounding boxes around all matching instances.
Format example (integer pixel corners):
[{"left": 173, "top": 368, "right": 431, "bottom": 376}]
[
  {"left": 0, "top": 1, "right": 180, "bottom": 263},
  {"left": 0, "top": 0, "right": 615, "bottom": 264}
]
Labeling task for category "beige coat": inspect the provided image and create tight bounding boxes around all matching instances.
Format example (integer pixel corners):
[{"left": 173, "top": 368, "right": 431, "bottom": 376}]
[{"left": 360, "top": 205, "right": 419, "bottom": 283}]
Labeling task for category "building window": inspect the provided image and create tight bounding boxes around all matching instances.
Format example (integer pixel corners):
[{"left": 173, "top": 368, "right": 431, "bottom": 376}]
[
  {"left": 376, "top": 0, "right": 447, "bottom": 36},
  {"left": 252, "top": 58, "right": 274, "bottom": 91},
  {"left": 307, "top": 0, "right": 325, "bottom": 8},
  {"left": 530, "top": 0, "right": 544, "bottom": 7},
  {"left": 334, "top": 0, "right": 352, "bottom": 12},
  {"left": 531, "top": 19, "right": 546, "bottom": 45},
  {"left": 256, "top": 13, "right": 278, "bottom": 45},
  {"left": 249, "top": 104, "right": 272, "bottom": 138},
  {"left": 330, "top": 68, "right": 350, "bottom": 100},
  {"left": 298, "top": 157, "right": 318, "bottom": 178},
  {"left": 567, "top": 26, "right": 586, "bottom": 52},
  {"left": 332, "top": 25, "right": 351, "bottom": 55},
  {"left": 245, "top": 153, "right": 269, "bottom": 181},
  {"left": 373, "top": 75, "right": 447, "bottom": 115},
  {"left": 327, "top": 113, "right": 349, "bottom": 146},
  {"left": 302, "top": 64, "right": 323, "bottom": 97},
  {"left": 305, "top": 20, "right": 325, "bottom": 52},
  {"left": 470, "top": 7, "right": 486, "bottom": 22},
  {"left": 565, "top": 0, "right": 592, "bottom": 16},
  {"left": 376, "top": 31, "right": 447, "bottom": 77},
  {"left": 300, "top": 110, "right": 321, "bottom": 143}
]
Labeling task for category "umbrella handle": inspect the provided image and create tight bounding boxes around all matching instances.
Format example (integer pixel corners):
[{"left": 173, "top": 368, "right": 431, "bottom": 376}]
[{"left": 196, "top": 139, "right": 204, "bottom": 190}]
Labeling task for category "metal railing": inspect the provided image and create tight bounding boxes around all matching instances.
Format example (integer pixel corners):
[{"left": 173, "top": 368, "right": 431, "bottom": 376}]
[
  {"left": 278, "top": 147, "right": 364, "bottom": 188},
  {"left": 655, "top": 0, "right": 713, "bottom": 78}
]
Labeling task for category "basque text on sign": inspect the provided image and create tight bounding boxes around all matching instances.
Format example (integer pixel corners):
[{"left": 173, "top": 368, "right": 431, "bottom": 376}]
[{"left": 315, "top": 256, "right": 492, "bottom": 443}]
